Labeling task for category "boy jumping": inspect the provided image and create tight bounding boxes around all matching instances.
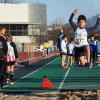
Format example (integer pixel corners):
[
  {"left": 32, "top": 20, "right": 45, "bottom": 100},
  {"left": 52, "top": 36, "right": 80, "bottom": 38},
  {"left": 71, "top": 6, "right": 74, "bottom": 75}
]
[{"left": 69, "top": 9, "right": 100, "bottom": 67}]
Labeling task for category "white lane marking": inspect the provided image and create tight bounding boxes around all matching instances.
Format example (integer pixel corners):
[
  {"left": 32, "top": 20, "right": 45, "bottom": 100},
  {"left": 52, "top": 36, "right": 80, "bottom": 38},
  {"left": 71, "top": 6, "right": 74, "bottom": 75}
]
[
  {"left": 58, "top": 67, "right": 71, "bottom": 91},
  {"left": 4, "top": 57, "right": 60, "bottom": 88}
]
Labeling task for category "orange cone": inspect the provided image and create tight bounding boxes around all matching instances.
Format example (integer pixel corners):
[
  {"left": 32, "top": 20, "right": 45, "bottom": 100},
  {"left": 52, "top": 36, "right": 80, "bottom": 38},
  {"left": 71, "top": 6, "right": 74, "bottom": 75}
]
[{"left": 41, "top": 76, "right": 54, "bottom": 88}]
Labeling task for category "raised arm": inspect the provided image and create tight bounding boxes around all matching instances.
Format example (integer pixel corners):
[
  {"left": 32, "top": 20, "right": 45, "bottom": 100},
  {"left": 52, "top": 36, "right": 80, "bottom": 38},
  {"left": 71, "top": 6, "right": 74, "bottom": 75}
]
[
  {"left": 69, "top": 9, "right": 78, "bottom": 31},
  {"left": 86, "top": 14, "right": 100, "bottom": 32}
]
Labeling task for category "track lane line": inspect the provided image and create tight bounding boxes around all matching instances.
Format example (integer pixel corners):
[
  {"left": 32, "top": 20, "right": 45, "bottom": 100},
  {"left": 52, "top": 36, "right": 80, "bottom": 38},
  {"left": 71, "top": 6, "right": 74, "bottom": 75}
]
[
  {"left": 3, "top": 57, "right": 60, "bottom": 88},
  {"left": 58, "top": 67, "right": 71, "bottom": 91}
]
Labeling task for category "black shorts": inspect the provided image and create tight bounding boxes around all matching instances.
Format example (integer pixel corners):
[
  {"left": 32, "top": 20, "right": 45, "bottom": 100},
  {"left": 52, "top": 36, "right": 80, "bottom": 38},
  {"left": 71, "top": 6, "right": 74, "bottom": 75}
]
[
  {"left": 6, "top": 61, "right": 15, "bottom": 66},
  {"left": 61, "top": 52, "right": 67, "bottom": 55},
  {"left": 97, "top": 52, "right": 100, "bottom": 57},
  {"left": 67, "top": 54, "right": 73, "bottom": 56},
  {"left": 75, "top": 46, "right": 85, "bottom": 57}
]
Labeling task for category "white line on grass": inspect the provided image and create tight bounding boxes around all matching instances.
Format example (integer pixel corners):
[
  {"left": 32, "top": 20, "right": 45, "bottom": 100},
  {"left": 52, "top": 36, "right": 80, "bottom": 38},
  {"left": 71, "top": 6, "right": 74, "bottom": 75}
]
[
  {"left": 58, "top": 67, "right": 71, "bottom": 91},
  {"left": 4, "top": 57, "right": 60, "bottom": 88}
]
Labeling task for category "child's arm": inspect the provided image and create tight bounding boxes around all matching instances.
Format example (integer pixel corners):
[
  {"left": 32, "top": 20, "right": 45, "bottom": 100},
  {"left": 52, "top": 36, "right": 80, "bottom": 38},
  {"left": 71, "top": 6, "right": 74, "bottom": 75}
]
[
  {"left": 12, "top": 42, "right": 18, "bottom": 59},
  {"left": 4, "top": 39, "right": 8, "bottom": 55},
  {"left": 86, "top": 14, "right": 100, "bottom": 32},
  {"left": 69, "top": 9, "right": 78, "bottom": 31}
]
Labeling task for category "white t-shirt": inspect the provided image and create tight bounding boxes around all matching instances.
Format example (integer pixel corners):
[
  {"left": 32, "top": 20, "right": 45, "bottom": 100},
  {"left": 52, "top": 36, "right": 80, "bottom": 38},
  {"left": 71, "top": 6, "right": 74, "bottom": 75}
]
[
  {"left": 61, "top": 40, "right": 67, "bottom": 53},
  {"left": 74, "top": 27, "right": 88, "bottom": 47},
  {"left": 6, "top": 42, "right": 15, "bottom": 62},
  {"left": 68, "top": 43, "right": 74, "bottom": 54}
]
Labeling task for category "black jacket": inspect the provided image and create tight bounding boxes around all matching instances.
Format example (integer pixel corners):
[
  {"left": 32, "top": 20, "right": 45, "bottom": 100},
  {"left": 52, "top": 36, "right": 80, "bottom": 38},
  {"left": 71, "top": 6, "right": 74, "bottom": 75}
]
[
  {"left": 0, "top": 35, "right": 8, "bottom": 60},
  {"left": 10, "top": 42, "right": 18, "bottom": 58}
]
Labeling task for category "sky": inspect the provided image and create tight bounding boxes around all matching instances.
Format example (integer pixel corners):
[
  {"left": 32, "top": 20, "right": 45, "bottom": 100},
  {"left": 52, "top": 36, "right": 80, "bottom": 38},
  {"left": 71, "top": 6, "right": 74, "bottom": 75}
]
[{"left": 23, "top": 0, "right": 100, "bottom": 25}]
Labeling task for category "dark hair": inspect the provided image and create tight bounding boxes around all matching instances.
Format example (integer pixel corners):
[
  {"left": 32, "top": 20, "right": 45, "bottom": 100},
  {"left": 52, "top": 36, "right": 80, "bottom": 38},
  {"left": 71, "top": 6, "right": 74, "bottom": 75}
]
[
  {"left": 78, "top": 15, "right": 86, "bottom": 23},
  {"left": 95, "top": 36, "right": 99, "bottom": 40},
  {"left": 62, "top": 35, "right": 67, "bottom": 40},
  {"left": 6, "top": 34, "right": 13, "bottom": 42},
  {"left": 45, "top": 40, "right": 47, "bottom": 42},
  {"left": 88, "top": 36, "right": 91, "bottom": 39},
  {"left": 90, "top": 35, "right": 94, "bottom": 38},
  {"left": 69, "top": 38, "right": 73, "bottom": 43},
  {"left": 0, "top": 25, "right": 6, "bottom": 31}
]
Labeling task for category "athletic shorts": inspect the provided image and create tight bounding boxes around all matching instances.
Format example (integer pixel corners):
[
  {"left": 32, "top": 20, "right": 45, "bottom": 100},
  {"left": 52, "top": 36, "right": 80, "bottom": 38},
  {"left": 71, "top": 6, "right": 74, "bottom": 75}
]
[
  {"left": 75, "top": 46, "right": 85, "bottom": 57},
  {"left": 67, "top": 54, "right": 73, "bottom": 56},
  {"left": 97, "top": 52, "right": 100, "bottom": 57},
  {"left": 61, "top": 52, "right": 67, "bottom": 55},
  {"left": 6, "top": 61, "right": 15, "bottom": 66}
]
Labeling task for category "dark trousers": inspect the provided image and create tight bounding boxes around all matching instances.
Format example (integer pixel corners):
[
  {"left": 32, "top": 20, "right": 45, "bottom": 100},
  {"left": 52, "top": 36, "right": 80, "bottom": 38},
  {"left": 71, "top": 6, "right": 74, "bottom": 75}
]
[
  {"left": 90, "top": 51, "right": 97, "bottom": 64},
  {"left": 0, "top": 60, "right": 5, "bottom": 84}
]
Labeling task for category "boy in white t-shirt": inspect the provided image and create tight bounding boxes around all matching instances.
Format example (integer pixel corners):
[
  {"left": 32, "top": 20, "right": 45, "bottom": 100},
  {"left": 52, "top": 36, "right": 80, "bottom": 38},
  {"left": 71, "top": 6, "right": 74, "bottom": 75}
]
[{"left": 60, "top": 35, "right": 67, "bottom": 69}]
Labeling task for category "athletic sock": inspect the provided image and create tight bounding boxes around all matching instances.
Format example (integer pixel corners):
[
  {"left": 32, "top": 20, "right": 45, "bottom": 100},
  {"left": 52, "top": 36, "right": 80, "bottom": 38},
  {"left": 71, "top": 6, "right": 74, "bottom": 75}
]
[
  {"left": 10, "top": 72, "right": 14, "bottom": 82},
  {"left": 6, "top": 71, "right": 10, "bottom": 81}
]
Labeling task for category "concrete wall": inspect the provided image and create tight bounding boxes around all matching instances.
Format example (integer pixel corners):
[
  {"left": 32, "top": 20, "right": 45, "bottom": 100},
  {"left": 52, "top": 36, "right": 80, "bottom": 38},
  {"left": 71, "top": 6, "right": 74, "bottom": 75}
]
[
  {"left": 0, "top": 4, "right": 28, "bottom": 23},
  {"left": 0, "top": 3, "right": 47, "bottom": 25},
  {"left": 13, "top": 36, "right": 36, "bottom": 44}
]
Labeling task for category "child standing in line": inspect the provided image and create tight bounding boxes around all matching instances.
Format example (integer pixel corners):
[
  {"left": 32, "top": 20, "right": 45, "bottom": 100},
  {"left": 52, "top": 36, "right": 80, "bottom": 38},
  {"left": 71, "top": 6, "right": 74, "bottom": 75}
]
[
  {"left": 66, "top": 38, "right": 75, "bottom": 67},
  {"left": 5, "top": 35, "right": 18, "bottom": 85},
  {"left": 0, "top": 25, "right": 8, "bottom": 89},
  {"left": 97, "top": 38, "right": 100, "bottom": 63},
  {"left": 89, "top": 35, "right": 96, "bottom": 66},
  {"left": 88, "top": 36, "right": 91, "bottom": 42},
  {"left": 60, "top": 35, "right": 67, "bottom": 69},
  {"left": 94, "top": 36, "right": 99, "bottom": 63}
]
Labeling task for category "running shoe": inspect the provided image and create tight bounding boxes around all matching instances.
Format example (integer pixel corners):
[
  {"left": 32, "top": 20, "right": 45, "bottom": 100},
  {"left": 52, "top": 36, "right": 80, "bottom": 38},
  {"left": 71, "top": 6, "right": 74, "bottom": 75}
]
[
  {"left": 72, "top": 63, "right": 74, "bottom": 66},
  {"left": 93, "top": 63, "right": 96, "bottom": 67},
  {"left": 6, "top": 79, "right": 10, "bottom": 85},
  {"left": 62, "top": 66, "right": 67, "bottom": 69},
  {"left": 86, "top": 62, "right": 91, "bottom": 68},
  {"left": 10, "top": 81, "right": 14, "bottom": 85}
]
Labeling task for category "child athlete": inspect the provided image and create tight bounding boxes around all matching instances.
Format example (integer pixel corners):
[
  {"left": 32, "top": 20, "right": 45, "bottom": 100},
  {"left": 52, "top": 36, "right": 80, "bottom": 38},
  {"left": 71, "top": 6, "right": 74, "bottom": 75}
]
[
  {"left": 66, "top": 38, "right": 75, "bottom": 67},
  {"left": 0, "top": 25, "right": 8, "bottom": 89},
  {"left": 5, "top": 35, "right": 18, "bottom": 85},
  {"left": 69, "top": 9, "right": 100, "bottom": 67},
  {"left": 61, "top": 35, "right": 67, "bottom": 69}
]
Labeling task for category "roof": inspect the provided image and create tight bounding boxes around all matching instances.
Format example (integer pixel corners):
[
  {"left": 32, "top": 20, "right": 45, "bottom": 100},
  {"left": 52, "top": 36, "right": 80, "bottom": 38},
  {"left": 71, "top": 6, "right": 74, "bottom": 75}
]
[{"left": 0, "top": 22, "right": 42, "bottom": 25}]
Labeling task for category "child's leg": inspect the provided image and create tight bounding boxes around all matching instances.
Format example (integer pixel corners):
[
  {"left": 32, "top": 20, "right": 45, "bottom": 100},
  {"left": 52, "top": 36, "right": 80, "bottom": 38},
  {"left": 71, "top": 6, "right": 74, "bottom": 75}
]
[
  {"left": 85, "top": 45, "right": 90, "bottom": 62},
  {"left": 93, "top": 52, "right": 96, "bottom": 65},
  {"left": 66, "top": 56, "right": 70, "bottom": 67},
  {"left": 79, "top": 56, "right": 86, "bottom": 66},
  {"left": 75, "top": 48, "right": 79, "bottom": 64},
  {"left": 10, "top": 65, "right": 14, "bottom": 82},
  {"left": 62, "top": 55, "right": 65, "bottom": 66},
  {"left": 70, "top": 56, "right": 73, "bottom": 66},
  {"left": 73, "top": 56, "right": 75, "bottom": 63},
  {"left": 6, "top": 66, "right": 10, "bottom": 82},
  {"left": 0, "top": 61, "right": 5, "bottom": 87}
]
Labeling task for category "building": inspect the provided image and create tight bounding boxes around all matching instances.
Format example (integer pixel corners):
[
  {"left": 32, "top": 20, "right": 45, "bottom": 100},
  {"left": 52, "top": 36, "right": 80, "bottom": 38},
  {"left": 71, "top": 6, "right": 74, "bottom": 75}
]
[{"left": 0, "top": 3, "right": 47, "bottom": 50}]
